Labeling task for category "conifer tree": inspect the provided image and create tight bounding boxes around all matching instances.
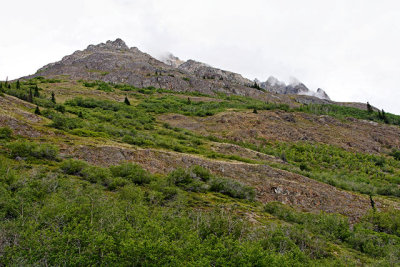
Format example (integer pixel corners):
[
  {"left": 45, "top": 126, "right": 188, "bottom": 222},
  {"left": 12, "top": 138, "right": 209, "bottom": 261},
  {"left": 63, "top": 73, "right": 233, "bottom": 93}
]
[
  {"left": 253, "top": 108, "right": 258, "bottom": 114},
  {"left": 382, "top": 109, "right": 389, "bottom": 124},
  {"left": 28, "top": 88, "right": 33, "bottom": 103},
  {"left": 124, "top": 96, "right": 130, "bottom": 105},
  {"left": 34, "top": 85, "right": 40, "bottom": 97},
  {"left": 34, "top": 106, "right": 41, "bottom": 115},
  {"left": 51, "top": 92, "right": 56, "bottom": 104},
  {"left": 367, "top": 102, "right": 373, "bottom": 113},
  {"left": 16, "top": 80, "right": 20, "bottom": 89},
  {"left": 187, "top": 97, "right": 191, "bottom": 105},
  {"left": 78, "top": 111, "right": 83, "bottom": 118}
]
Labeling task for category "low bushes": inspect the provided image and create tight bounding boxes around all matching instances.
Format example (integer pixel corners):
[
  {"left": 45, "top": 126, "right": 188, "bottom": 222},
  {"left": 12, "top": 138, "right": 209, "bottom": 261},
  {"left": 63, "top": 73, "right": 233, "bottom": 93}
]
[
  {"left": 264, "top": 202, "right": 400, "bottom": 259},
  {"left": 168, "top": 166, "right": 255, "bottom": 200},
  {"left": 7, "top": 141, "right": 58, "bottom": 160},
  {"left": 0, "top": 127, "right": 12, "bottom": 140},
  {"left": 61, "top": 160, "right": 152, "bottom": 188}
]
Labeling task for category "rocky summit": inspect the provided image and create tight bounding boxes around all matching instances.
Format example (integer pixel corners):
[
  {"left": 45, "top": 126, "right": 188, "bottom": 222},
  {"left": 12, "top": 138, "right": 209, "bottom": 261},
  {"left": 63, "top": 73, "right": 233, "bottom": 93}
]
[
  {"left": 32, "top": 38, "right": 330, "bottom": 102},
  {"left": 1, "top": 38, "right": 400, "bottom": 266}
]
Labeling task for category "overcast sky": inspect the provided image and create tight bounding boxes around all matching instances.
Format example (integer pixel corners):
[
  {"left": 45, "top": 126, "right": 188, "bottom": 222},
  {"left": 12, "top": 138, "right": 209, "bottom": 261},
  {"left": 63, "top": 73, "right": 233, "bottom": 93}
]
[{"left": 1, "top": 0, "right": 399, "bottom": 114}]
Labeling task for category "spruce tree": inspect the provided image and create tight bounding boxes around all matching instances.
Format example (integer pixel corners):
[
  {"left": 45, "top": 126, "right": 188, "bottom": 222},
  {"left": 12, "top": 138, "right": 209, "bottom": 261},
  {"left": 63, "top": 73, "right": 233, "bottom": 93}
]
[
  {"left": 16, "top": 80, "right": 20, "bottom": 89},
  {"left": 367, "top": 102, "right": 373, "bottom": 113},
  {"left": 0, "top": 82, "right": 3, "bottom": 89},
  {"left": 51, "top": 92, "right": 56, "bottom": 104},
  {"left": 382, "top": 109, "right": 389, "bottom": 124},
  {"left": 34, "top": 85, "right": 40, "bottom": 97},
  {"left": 28, "top": 88, "right": 33, "bottom": 103},
  {"left": 34, "top": 106, "right": 41, "bottom": 115},
  {"left": 124, "top": 96, "right": 130, "bottom": 105},
  {"left": 78, "top": 111, "right": 83, "bottom": 118},
  {"left": 187, "top": 97, "right": 191, "bottom": 105},
  {"left": 253, "top": 108, "right": 258, "bottom": 114}
]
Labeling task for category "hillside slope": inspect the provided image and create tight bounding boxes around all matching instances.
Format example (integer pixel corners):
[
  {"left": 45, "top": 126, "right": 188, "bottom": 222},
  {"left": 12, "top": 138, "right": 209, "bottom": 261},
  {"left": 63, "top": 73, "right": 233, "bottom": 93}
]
[{"left": 1, "top": 40, "right": 400, "bottom": 265}]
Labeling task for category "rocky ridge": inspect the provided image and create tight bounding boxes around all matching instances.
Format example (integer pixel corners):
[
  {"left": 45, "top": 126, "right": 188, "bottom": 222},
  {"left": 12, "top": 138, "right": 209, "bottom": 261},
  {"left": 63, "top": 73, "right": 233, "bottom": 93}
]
[
  {"left": 258, "top": 76, "right": 331, "bottom": 100},
  {"left": 32, "top": 38, "right": 330, "bottom": 101}
]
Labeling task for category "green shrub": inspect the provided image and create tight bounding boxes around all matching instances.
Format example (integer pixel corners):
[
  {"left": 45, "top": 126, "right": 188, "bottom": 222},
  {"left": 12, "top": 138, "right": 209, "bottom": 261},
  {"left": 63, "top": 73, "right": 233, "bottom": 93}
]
[
  {"left": 60, "top": 159, "right": 89, "bottom": 175},
  {"left": 209, "top": 177, "right": 255, "bottom": 200},
  {"left": 50, "top": 113, "right": 84, "bottom": 130},
  {"left": 390, "top": 150, "right": 400, "bottom": 161},
  {"left": 55, "top": 104, "right": 66, "bottom": 113},
  {"left": 0, "top": 127, "right": 12, "bottom": 139},
  {"left": 81, "top": 166, "right": 112, "bottom": 185},
  {"left": 107, "top": 177, "right": 130, "bottom": 191},
  {"left": 110, "top": 163, "right": 152, "bottom": 185},
  {"left": 7, "top": 141, "right": 58, "bottom": 160}
]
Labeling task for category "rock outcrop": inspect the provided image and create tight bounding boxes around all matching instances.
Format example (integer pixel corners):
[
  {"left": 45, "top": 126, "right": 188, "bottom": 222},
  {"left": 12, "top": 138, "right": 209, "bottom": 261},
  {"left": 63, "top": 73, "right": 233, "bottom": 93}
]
[{"left": 258, "top": 76, "right": 331, "bottom": 100}]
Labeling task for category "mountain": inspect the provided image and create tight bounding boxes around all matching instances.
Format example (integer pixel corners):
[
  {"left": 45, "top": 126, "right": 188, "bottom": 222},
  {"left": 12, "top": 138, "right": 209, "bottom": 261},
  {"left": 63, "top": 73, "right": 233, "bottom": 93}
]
[
  {"left": 258, "top": 76, "right": 331, "bottom": 100},
  {"left": 1, "top": 38, "right": 400, "bottom": 265},
  {"left": 32, "top": 39, "right": 329, "bottom": 101}
]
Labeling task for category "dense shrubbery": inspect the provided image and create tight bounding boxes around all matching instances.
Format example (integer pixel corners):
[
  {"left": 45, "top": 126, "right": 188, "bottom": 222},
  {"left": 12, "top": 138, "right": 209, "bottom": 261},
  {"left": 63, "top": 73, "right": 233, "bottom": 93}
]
[
  {"left": 168, "top": 166, "right": 255, "bottom": 200},
  {"left": 0, "top": 154, "right": 329, "bottom": 265},
  {"left": 6, "top": 141, "right": 59, "bottom": 160},
  {"left": 265, "top": 202, "right": 400, "bottom": 261},
  {"left": 224, "top": 139, "right": 400, "bottom": 198},
  {"left": 1, "top": 139, "right": 400, "bottom": 265},
  {"left": 83, "top": 80, "right": 114, "bottom": 92},
  {"left": 297, "top": 104, "right": 400, "bottom": 125}
]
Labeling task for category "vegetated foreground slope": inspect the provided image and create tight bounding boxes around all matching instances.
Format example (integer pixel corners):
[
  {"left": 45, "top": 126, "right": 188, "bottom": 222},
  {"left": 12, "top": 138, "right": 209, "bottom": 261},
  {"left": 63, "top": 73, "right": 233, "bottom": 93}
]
[{"left": 0, "top": 52, "right": 400, "bottom": 265}]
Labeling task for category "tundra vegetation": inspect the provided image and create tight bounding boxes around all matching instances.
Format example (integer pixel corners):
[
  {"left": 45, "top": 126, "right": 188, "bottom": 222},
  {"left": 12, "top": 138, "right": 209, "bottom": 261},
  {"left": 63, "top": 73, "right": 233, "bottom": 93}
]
[{"left": 1, "top": 77, "right": 400, "bottom": 266}]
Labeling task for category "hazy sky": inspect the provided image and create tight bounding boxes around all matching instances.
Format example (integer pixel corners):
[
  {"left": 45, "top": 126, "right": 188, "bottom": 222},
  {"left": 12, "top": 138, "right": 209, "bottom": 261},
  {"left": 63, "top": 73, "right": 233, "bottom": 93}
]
[{"left": 1, "top": 0, "right": 400, "bottom": 114}]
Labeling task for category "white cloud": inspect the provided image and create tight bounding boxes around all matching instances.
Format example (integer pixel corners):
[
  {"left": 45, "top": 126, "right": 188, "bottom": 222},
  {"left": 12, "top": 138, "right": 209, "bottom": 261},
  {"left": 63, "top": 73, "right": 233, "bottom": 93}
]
[{"left": 1, "top": 0, "right": 399, "bottom": 114}]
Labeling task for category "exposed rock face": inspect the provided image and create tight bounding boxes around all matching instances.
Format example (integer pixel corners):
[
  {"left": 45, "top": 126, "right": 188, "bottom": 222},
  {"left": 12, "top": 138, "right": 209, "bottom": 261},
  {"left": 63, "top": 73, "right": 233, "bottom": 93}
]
[
  {"left": 158, "top": 52, "right": 185, "bottom": 68},
  {"left": 258, "top": 76, "right": 331, "bottom": 100},
  {"left": 178, "top": 59, "right": 253, "bottom": 86},
  {"left": 26, "top": 38, "right": 331, "bottom": 104}
]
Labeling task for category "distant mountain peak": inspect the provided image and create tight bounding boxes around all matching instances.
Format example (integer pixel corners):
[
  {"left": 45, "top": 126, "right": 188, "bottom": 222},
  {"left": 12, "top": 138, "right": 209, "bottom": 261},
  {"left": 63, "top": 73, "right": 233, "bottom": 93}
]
[
  {"left": 87, "top": 38, "right": 129, "bottom": 51},
  {"left": 258, "top": 76, "right": 330, "bottom": 100}
]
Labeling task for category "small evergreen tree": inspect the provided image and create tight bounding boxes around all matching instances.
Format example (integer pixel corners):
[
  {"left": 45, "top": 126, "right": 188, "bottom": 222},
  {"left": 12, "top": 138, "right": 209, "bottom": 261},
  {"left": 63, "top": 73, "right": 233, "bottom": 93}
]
[
  {"left": 7, "top": 84, "right": 11, "bottom": 89},
  {"left": 367, "top": 102, "right": 373, "bottom": 113},
  {"left": 251, "top": 82, "right": 261, "bottom": 90},
  {"left": 51, "top": 92, "right": 56, "bottom": 104},
  {"left": 187, "top": 97, "right": 191, "bottom": 105},
  {"left": 34, "top": 85, "right": 40, "bottom": 97},
  {"left": 34, "top": 106, "right": 41, "bottom": 115},
  {"left": 253, "top": 108, "right": 258, "bottom": 114},
  {"left": 78, "top": 111, "right": 83, "bottom": 118},
  {"left": 124, "top": 96, "right": 130, "bottom": 105},
  {"left": 381, "top": 109, "right": 389, "bottom": 124},
  {"left": 16, "top": 80, "right": 20, "bottom": 89},
  {"left": 0, "top": 82, "right": 3, "bottom": 89},
  {"left": 28, "top": 88, "right": 33, "bottom": 103},
  {"left": 369, "top": 195, "right": 375, "bottom": 210}
]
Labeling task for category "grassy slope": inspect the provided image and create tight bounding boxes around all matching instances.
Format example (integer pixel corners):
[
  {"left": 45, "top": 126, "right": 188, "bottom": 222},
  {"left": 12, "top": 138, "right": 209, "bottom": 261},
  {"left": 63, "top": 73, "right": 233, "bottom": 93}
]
[{"left": 1, "top": 77, "right": 400, "bottom": 265}]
